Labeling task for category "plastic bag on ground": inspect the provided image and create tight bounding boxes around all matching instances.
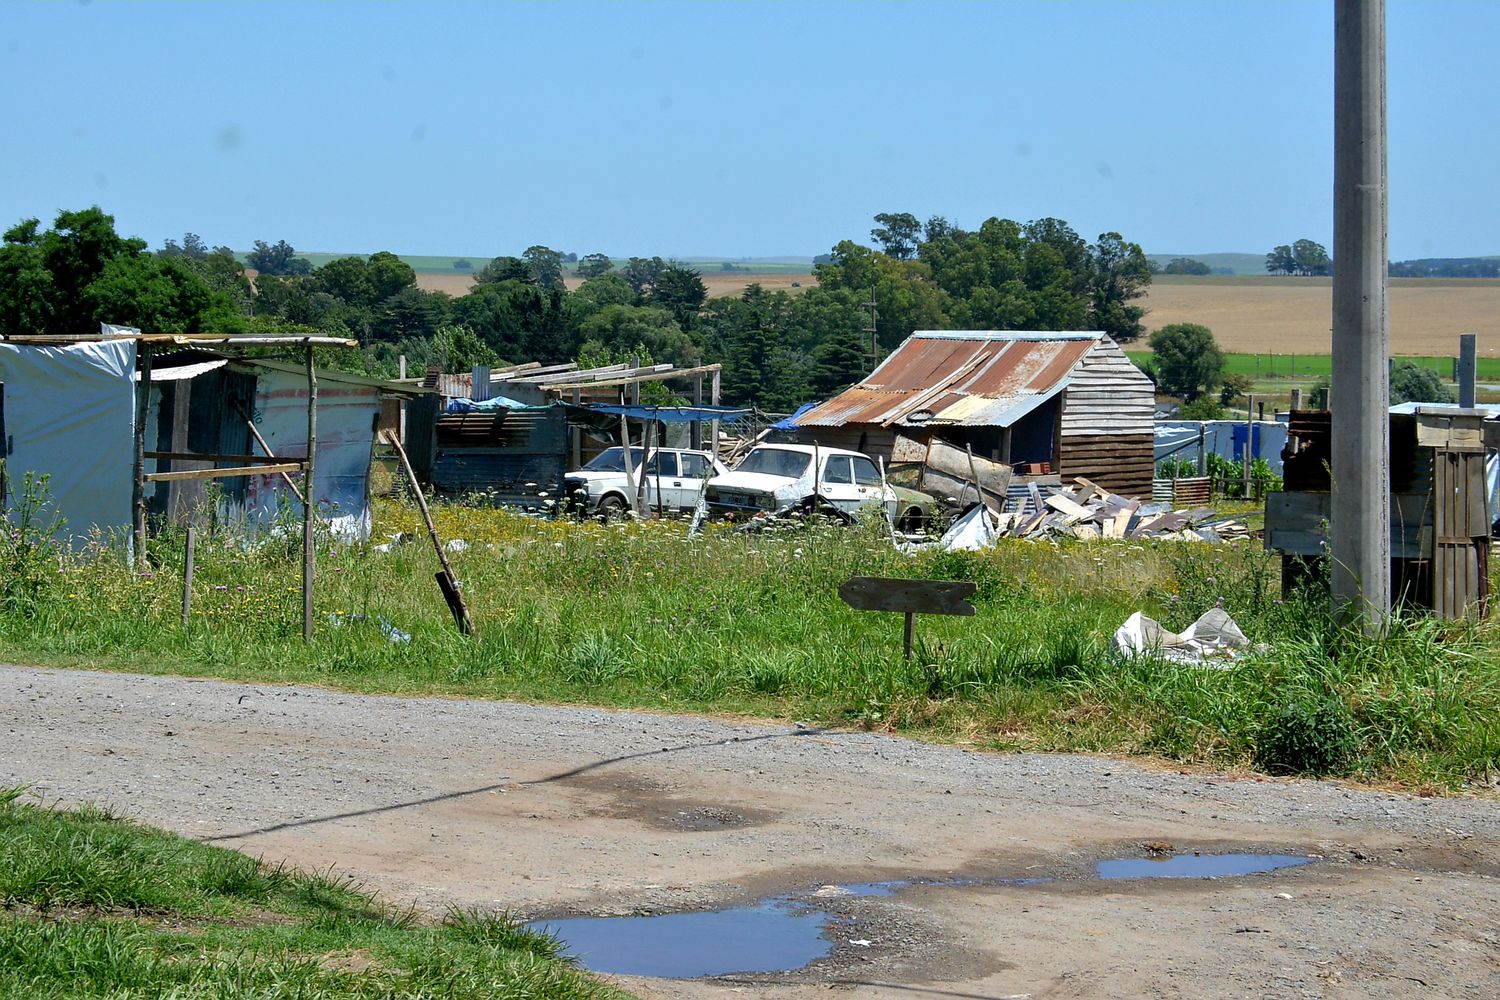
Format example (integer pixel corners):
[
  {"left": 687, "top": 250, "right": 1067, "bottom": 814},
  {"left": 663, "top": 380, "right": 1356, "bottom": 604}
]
[{"left": 1111, "top": 608, "right": 1249, "bottom": 666}]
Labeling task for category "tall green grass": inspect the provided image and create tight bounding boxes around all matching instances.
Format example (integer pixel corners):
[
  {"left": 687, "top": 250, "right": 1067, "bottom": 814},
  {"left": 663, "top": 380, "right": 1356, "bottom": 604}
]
[
  {"left": 0, "top": 788, "right": 624, "bottom": 999},
  {"left": 3, "top": 493, "right": 1498, "bottom": 790}
]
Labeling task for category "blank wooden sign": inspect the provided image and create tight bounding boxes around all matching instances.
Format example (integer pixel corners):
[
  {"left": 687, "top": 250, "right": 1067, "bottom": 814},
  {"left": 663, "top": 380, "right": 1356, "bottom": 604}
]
[{"left": 839, "top": 576, "right": 977, "bottom": 658}]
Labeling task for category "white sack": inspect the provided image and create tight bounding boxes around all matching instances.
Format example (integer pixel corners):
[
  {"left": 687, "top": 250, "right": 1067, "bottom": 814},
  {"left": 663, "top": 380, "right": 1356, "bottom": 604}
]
[{"left": 1112, "top": 608, "right": 1249, "bottom": 666}]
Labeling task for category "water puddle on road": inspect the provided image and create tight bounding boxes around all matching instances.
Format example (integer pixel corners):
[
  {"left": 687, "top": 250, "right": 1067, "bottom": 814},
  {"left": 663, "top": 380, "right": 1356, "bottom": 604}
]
[
  {"left": 528, "top": 902, "right": 832, "bottom": 978},
  {"left": 533, "top": 854, "right": 1312, "bottom": 977},
  {"left": 1096, "top": 853, "right": 1312, "bottom": 880}
]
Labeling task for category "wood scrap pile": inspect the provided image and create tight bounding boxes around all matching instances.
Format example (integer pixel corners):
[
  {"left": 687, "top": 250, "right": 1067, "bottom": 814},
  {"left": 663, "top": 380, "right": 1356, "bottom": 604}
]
[{"left": 984, "top": 477, "right": 1251, "bottom": 542}]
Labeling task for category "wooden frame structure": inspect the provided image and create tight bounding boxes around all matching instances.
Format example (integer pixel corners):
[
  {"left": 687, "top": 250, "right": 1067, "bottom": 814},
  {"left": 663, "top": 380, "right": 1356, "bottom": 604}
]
[{"left": 4, "top": 332, "right": 359, "bottom": 641}]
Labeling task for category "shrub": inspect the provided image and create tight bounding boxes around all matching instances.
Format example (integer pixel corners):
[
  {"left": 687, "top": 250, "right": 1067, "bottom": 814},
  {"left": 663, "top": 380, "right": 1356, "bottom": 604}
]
[{"left": 1254, "top": 694, "right": 1360, "bottom": 776}]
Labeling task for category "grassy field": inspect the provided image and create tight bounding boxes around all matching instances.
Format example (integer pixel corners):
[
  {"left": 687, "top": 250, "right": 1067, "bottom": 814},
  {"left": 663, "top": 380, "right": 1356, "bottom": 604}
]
[
  {"left": 0, "top": 786, "right": 625, "bottom": 999},
  {"left": 3, "top": 493, "right": 1497, "bottom": 791}
]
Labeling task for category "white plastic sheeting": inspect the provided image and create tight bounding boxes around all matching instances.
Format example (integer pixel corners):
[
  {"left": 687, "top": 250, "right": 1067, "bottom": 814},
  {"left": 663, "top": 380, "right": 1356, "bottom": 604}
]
[
  {"left": 1111, "top": 608, "right": 1250, "bottom": 666},
  {"left": 241, "top": 367, "right": 379, "bottom": 541},
  {"left": 936, "top": 503, "right": 998, "bottom": 551},
  {"left": 0, "top": 340, "right": 136, "bottom": 545}
]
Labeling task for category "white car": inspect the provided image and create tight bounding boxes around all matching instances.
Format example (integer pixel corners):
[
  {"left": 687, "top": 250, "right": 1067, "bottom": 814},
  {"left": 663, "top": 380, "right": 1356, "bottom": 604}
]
[
  {"left": 702, "top": 443, "right": 897, "bottom": 520},
  {"left": 564, "top": 447, "right": 728, "bottom": 517}
]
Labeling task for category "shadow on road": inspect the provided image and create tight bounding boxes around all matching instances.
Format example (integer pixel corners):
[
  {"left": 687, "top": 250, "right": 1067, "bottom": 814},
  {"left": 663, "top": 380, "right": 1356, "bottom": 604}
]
[{"left": 203, "top": 727, "right": 834, "bottom": 843}]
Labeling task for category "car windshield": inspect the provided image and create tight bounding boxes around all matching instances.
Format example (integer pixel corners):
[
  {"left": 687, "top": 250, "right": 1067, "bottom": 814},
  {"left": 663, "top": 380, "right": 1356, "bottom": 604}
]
[
  {"left": 735, "top": 448, "right": 811, "bottom": 479},
  {"left": 583, "top": 447, "right": 646, "bottom": 472}
]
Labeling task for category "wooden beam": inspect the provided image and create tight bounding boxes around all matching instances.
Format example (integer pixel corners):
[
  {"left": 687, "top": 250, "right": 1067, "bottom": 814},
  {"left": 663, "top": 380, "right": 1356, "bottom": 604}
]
[
  {"left": 145, "top": 451, "right": 307, "bottom": 465},
  {"left": 542, "top": 363, "right": 724, "bottom": 392},
  {"left": 145, "top": 462, "right": 304, "bottom": 482},
  {"left": 381, "top": 430, "right": 474, "bottom": 635}
]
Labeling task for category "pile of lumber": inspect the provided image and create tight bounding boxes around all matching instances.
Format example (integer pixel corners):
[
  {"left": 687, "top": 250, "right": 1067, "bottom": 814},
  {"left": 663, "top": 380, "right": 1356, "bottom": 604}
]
[{"left": 985, "top": 477, "right": 1250, "bottom": 542}]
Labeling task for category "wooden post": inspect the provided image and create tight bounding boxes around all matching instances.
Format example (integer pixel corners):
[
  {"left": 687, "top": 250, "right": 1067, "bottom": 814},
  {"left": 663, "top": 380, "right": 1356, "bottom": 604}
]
[
  {"left": 1242, "top": 441, "right": 1252, "bottom": 499},
  {"left": 302, "top": 345, "right": 316, "bottom": 642},
  {"left": 618, "top": 409, "right": 640, "bottom": 516},
  {"left": 383, "top": 430, "right": 474, "bottom": 634},
  {"left": 1197, "top": 425, "right": 1206, "bottom": 477},
  {"left": 691, "top": 375, "right": 704, "bottom": 451},
  {"left": 903, "top": 612, "right": 915, "bottom": 660},
  {"left": 710, "top": 368, "right": 721, "bottom": 461},
  {"left": 181, "top": 526, "right": 195, "bottom": 627},
  {"left": 652, "top": 410, "right": 664, "bottom": 519},
  {"left": 1290, "top": 387, "right": 1303, "bottom": 410},
  {"left": 629, "top": 355, "right": 641, "bottom": 406},
  {"left": 397, "top": 354, "right": 407, "bottom": 445},
  {"left": 133, "top": 345, "right": 153, "bottom": 571}
]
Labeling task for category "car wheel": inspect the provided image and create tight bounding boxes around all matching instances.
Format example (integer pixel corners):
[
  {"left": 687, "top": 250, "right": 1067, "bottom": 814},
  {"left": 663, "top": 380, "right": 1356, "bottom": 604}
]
[
  {"left": 596, "top": 494, "right": 627, "bottom": 520},
  {"left": 897, "top": 506, "right": 926, "bottom": 533}
]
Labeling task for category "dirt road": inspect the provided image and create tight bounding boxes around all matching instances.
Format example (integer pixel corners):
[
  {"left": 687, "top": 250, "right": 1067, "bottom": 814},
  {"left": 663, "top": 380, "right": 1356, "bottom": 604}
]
[{"left": 5, "top": 665, "right": 1498, "bottom": 998}]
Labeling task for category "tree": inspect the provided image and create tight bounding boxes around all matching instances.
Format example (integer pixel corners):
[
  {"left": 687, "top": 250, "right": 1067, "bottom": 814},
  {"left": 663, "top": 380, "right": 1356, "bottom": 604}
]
[
  {"left": 1148, "top": 323, "right": 1224, "bottom": 402},
  {"left": 576, "top": 252, "right": 614, "bottom": 280},
  {"left": 1162, "top": 256, "right": 1211, "bottom": 275},
  {"left": 1292, "top": 239, "right": 1331, "bottom": 276},
  {"left": 621, "top": 255, "right": 665, "bottom": 296},
  {"left": 522, "top": 245, "right": 565, "bottom": 289},
  {"left": 808, "top": 325, "right": 870, "bottom": 398},
  {"left": 1088, "top": 232, "right": 1152, "bottom": 342},
  {"left": 648, "top": 262, "right": 707, "bottom": 329},
  {"left": 246, "top": 239, "right": 311, "bottom": 276},
  {"left": 870, "top": 212, "right": 922, "bottom": 260},
  {"left": 1389, "top": 362, "right": 1454, "bottom": 405},
  {"left": 424, "top": 324, "right": 502, "bottom": 372},
  {"left": 1219, "top": 371, "right": 1254, "bottom": 407},
  {"left": 1265, "top": 245, "right": 1296, "bottom": 275},
  {"left": 475, "top": 256, "right": 532, "bottom": 285},
  {"left": 159, "top": 232, "right": 210, "bottom": 261},
  {"left": 0, "top": 220, "right": 57, "bottom": 337},
  {"left": 81, "top": 255, "right": 236, "bottom": 333}
]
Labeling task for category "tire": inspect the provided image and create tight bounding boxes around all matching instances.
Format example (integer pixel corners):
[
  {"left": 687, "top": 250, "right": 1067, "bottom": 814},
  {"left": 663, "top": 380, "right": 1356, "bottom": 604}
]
[
  {"left": 596, "top": 494, "right": 627, "bottom": 520},
  {"left": 896, "top": 506, "right": 926, "bottom": 533}
]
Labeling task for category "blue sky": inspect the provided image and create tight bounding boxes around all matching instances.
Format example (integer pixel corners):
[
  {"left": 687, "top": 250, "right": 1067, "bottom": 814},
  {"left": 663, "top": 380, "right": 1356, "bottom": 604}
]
[{"left": 2, "top": 1, "right": 1495, "bottom": 260}]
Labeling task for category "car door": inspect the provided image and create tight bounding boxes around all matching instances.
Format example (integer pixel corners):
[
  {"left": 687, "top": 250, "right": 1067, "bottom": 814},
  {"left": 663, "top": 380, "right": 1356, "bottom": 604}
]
[
  {"left": 818, "top": 455, "right": 862, "bottom": 511},
  {"left": 675, "top": 451, "right": 712, "bottom": 511},
  {"left": 850, "top": 454, "right": 894, "bottom": 516},
  {"left": 642, "top": 450, "right": 677, "bottom": 512}
]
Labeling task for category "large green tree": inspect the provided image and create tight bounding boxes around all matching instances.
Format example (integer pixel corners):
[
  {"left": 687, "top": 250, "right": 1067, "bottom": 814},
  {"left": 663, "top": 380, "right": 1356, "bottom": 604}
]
[
  {"left": 1088, "top": 232, "right": 1152, "bottom": 342},
  {"left": 1148, "top": 323, "right": 1224, "bottom": 402}
]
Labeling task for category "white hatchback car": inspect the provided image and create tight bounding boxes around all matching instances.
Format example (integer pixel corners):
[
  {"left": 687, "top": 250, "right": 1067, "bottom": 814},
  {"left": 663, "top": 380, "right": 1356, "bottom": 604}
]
[
  {"left": 702, "top": 443, "right": 897, "bottom": 520},
  {"left": 564, "top": 447, "right": 729, "bottom": 517}
]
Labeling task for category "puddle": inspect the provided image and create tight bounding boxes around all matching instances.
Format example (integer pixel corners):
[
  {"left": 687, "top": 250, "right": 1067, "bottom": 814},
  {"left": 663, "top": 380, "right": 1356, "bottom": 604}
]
[
  {"left": 533, "top": 855, "right": 1313, "bottom": 977},
  {"left": 529, "top": 902, "right": 832, "bottom": 978},
  {"left": 1095, "top": 853, "right": 1312, "bottom": 880}
]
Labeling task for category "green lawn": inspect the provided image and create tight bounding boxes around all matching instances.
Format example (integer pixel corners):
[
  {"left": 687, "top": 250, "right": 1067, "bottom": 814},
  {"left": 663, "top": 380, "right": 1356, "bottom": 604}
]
[
  {"left": 3, "top": 497, "right": 1497, "bottom": 790},
  {"left": 1127, "top": 351, "right": 1500, "bottom": 383},
  {"left": 0, "top": 787, "right": 627, "bottom": 999}
]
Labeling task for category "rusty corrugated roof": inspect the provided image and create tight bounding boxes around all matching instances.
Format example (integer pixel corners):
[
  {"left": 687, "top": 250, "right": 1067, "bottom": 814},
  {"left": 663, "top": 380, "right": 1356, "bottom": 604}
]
[{"left": 795, "top": 331, "right": 1102, "bottom": 428}]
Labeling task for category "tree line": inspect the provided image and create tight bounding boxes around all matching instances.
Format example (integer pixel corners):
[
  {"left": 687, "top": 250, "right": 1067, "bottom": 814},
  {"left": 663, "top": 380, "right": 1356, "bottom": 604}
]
[{"left": 0, "top": 205, "right": 1152, "bottom": 411}]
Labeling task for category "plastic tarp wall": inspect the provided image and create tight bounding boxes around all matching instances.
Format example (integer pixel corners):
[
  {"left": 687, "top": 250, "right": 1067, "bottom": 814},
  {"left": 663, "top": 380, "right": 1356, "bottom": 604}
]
[
  {"left": 1155, "top": 420, "right": 1288, "bottom": 475},
  {"left": 241, "top": 368, "right": 379, "bottom": 541},
  {"left": 0, "top": 340, "right": 136, "bottom": 544}
]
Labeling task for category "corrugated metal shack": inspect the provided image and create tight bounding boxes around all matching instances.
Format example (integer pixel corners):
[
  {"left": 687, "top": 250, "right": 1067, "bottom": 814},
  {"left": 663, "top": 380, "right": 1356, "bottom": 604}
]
[
  {"left": 1265, "top": 405, "right": 1496, "bottom": 618},
  {"left": 788, "top": 331, "right": 1156, "bottom": 498},
  {"left": 399, "top": 359, "right": 726, "bottom": 507}
]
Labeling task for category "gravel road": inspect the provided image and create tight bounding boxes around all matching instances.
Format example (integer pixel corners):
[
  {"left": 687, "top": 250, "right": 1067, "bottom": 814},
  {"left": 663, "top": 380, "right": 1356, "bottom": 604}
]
[{"left": 5, "top": 664, "right": 1499, "bottom": 999}]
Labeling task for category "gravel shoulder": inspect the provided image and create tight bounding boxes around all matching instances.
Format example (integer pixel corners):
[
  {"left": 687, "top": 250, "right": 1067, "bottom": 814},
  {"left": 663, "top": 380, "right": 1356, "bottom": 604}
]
[{"left": 6, "top": 664, "right": 1499, "bottom": 998}]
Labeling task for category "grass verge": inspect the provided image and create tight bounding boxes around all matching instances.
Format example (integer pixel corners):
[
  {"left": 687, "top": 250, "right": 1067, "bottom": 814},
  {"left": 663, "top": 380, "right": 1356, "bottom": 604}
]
[
  {"left": 0, "top": 786, "right": 627, "bottom": 999},
  {"left": 3, "top": 496, "right": 1498, "bottom": 791}
]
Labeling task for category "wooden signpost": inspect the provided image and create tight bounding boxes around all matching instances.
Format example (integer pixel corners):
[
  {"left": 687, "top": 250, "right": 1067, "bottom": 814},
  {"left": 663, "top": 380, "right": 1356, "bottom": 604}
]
[{"left": 838, "top": 576, "right": 977, "bottom": 659}]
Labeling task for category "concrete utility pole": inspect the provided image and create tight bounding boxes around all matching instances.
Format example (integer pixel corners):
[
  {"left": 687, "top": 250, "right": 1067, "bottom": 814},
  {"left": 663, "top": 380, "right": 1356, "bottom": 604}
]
[
  {"left": 1458, "top": 333, "right": 1477, "bottom": 408},
  {"left": 1330, "top": 0, "right": 1390, "bottom": 632}
]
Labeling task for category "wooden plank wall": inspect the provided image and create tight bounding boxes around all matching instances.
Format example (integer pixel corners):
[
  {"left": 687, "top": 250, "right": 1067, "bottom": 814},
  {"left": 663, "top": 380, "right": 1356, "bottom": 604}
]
[
  {"left": 1057, "top": 337, "right": 1155, "bottom": 497},
  {"left": 1058, "top": 433, "right": 1154, "bottom": 498},
  {"left": 1433, "top": 448, "right": 1490, "bottom": 618}
]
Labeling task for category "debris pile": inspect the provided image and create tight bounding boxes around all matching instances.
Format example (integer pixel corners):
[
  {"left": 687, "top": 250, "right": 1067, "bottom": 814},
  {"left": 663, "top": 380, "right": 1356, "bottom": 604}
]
[{"left": 951, "top": 477, "right": 1251, "bottom": 544}]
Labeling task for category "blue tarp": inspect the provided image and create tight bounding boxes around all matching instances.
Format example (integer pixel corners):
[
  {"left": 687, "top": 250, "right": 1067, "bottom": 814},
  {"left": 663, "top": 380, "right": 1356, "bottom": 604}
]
[
  {"left": 583, "top": 404, "right": 750, "bottom": 423},
  {"left": 772, "top": 402, "right": 817, "bottom": 430}
]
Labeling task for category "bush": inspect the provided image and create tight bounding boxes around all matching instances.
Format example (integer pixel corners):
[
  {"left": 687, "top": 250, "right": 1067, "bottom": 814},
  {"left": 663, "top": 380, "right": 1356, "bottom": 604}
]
[{"left": 1254, "top": 695, "right": 1360, "bottom": 776}]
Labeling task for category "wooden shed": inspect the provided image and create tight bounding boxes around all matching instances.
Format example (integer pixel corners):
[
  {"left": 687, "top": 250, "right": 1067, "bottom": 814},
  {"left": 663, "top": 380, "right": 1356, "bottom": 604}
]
[{"left": 789, "top": 330, "right": 1156, "bottom": 498}]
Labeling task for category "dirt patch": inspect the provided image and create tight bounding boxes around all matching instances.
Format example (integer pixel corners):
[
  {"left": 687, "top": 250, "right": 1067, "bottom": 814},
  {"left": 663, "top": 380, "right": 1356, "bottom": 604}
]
[{"left": 558, "top": 771, "right": 775, "bottom": 832}]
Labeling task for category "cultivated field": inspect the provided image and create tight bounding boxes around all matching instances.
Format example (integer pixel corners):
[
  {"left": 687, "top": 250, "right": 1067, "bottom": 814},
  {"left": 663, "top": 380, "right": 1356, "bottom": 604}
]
[{"left": 1142, "top": 275, "right": 1500, "bottom": 356}]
